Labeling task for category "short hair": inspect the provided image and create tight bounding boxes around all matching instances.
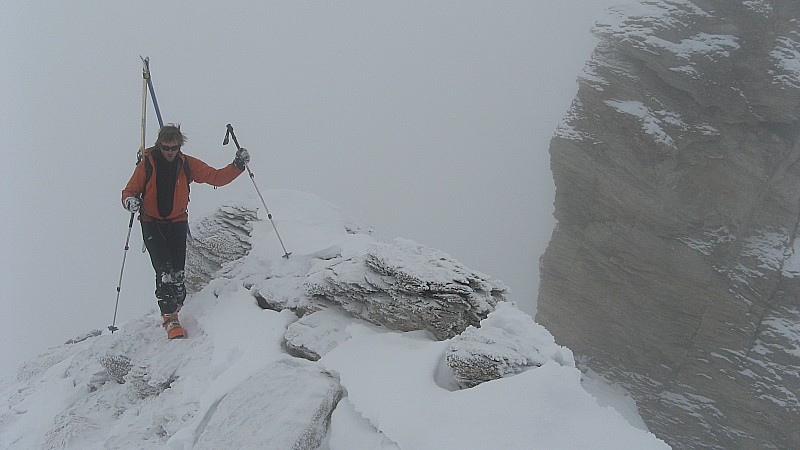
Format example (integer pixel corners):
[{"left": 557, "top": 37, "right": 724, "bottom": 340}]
[{"left": 156, "top": 123, "right": 187, "bottom": 146}]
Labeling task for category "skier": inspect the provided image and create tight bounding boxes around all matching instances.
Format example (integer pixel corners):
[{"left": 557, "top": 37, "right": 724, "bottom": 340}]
[{"left": 122, "top": 124, "right": 249, "bottom": 339}]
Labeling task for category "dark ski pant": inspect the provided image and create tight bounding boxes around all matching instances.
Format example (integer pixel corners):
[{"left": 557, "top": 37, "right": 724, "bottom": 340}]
[{"left": 141, "top": 220, "right": 188, "bottom": 315}]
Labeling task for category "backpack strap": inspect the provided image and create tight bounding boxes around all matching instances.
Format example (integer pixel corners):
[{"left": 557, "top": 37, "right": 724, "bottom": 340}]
[
  {"left": 142, "top": 156, "right": 153, "bottom": 198},
  {"left": 182, "top": 156, "right": 191, "bottom": 192}
]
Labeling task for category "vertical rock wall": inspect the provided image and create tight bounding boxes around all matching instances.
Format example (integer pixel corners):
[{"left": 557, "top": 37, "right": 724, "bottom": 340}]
[{"left": 537, "top": 1, "right": 800, "bottom": 448}]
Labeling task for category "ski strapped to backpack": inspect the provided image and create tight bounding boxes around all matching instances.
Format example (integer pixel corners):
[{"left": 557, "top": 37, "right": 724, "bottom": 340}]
[{"left": 137, "top": 56, "right": 164, "bottom": 165}]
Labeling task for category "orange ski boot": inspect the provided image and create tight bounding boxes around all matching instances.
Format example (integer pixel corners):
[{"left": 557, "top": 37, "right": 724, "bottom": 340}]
[{"left": 162, "top": 313, "right": 186, "bottom": 339}]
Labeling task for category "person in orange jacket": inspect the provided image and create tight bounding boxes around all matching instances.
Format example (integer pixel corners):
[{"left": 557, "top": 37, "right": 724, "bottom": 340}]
[{"left": 122, "top": 124, "right": 249, "bottom": 339}]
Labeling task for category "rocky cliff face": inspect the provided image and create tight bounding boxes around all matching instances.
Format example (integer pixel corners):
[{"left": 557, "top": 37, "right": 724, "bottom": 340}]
[{"left": 537, "top": 0, "right": 800, "bottom": 448}]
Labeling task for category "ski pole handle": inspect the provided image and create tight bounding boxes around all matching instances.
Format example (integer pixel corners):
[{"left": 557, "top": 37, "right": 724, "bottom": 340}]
[{"left": 223, "top": 124, "right": 242, "bottom": 150}]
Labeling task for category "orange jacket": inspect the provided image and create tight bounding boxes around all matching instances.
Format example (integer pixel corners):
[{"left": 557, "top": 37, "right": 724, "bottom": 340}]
[{"left": 122, "top": 148, "right": 244, "bottom": 222}]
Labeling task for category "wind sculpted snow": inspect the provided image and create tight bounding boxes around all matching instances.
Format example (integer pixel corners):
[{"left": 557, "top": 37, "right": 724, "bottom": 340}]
[{"left": 0, "top": 190, "right": 668, "bottom": 449}]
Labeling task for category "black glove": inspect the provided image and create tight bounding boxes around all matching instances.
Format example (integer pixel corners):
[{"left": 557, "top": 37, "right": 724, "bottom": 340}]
[{"left": 233, "top": 147, "right": 250, "bottom": 170}]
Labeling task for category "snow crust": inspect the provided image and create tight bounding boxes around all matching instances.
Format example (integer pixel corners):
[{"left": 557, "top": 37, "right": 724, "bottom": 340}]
[{"left": 0, "top": 190, "right": 668, "bottom": 449}]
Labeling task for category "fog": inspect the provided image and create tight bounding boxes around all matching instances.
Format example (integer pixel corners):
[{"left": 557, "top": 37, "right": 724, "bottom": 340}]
[{"left": 1, "top": 0, "right": 616, "bottom": 375}]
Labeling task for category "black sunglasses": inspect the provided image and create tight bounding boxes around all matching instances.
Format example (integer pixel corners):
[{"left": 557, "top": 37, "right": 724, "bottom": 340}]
[{"left": 160, "top": 143, "right": 181, "bottom": 152}]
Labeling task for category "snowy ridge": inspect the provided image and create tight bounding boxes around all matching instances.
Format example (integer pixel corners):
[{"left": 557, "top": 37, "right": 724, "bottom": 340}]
[{"left": 0, "top": 190, "right": 668, "bottom": 449}]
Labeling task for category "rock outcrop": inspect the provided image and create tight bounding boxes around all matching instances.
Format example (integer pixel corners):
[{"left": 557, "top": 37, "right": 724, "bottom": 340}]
[
  {"left": 284, "top": 307, "right": 358, "bottom": 361},
  {"left": 446, "top": 302, "right": 574, "bottom": 388},
  {"left": 185, "top": 204, "right": 257, "bottom": 293},
  {"left": 538, "top": 1, "right": 800, "bottom": 448},
  {"left": 250, "top": 237, "right": 507, "bottom": 341},
  {"left": 302, "top": 238, "right": 507, "bottom": 340},
  {"left": 189, "top": 201, "right": 507, "bottom": 341},
  {"left": 194, "top": 359, "right": 343, "bottom": 450}
]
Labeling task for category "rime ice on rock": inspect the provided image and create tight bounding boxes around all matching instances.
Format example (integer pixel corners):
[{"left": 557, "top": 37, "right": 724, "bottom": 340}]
[
  {"left": 99, "top": 354, "right": 132, "bottom": 385},
  {"left": 185, "top": 203, "right": 258, "bottom": 292},
  {"left": 304, "top": 238, "right": 507, "bottom": 340},
  {"left": 446, "top": 302, "right": 575, "bottom": 388}
]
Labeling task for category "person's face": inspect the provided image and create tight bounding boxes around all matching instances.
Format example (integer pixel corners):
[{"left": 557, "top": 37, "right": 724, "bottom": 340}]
[{"left": 159, "top": 140, "right": 181, "bottom": 162}]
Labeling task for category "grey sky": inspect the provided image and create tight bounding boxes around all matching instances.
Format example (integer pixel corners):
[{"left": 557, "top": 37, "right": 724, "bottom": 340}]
[{"left": 0, "top": 0, "right": 617, "bottom": 374}]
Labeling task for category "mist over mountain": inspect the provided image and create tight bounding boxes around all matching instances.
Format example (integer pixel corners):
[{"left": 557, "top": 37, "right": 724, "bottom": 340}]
[{"left": 1, "top": 0, "right": 612, "bottom": 376}]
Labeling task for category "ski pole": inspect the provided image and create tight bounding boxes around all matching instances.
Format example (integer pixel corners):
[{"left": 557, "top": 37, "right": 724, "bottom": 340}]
[
  {"left": 223, "top": 123, "right": 291, "bottom": 259},
  {"left": 109, "top": 212, "right": 136, "bottom": 333},
  {"left": 109, "top": 56, "right": 153, "bottom": 332}
]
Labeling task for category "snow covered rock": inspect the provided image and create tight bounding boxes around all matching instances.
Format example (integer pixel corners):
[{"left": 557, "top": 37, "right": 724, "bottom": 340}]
[
  {"left": 194, "top": 359, "right": 343, "bottom": 450},
  {"left": 98, "top": 354, "right": 131, "bottom": 385},
  {"left": 185, "top": 203, "right": 258, "bottom": 293},
  {"left": 284, "top": 307, "right": 360, "bottom": 361},
  {"left": 304, "top": 238, "right": 507, "bottom": 339},
  {"left": 187, "top": 191, "right": 507, "bottom": 340},
  {"left": 446, "top": 302, "right": 574, "bottom": 388},
  {"left": 540, "top": 1, "right": 800, "bottom": 448},
  {"left": 42, "top": 414, "right": 101, "bottom": 450},
  {"left": 125, "top": 364, "right": 176, "bottom": 399},
  {"left": 64, "top": 329, "right": 101, "bottom": 345}
]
